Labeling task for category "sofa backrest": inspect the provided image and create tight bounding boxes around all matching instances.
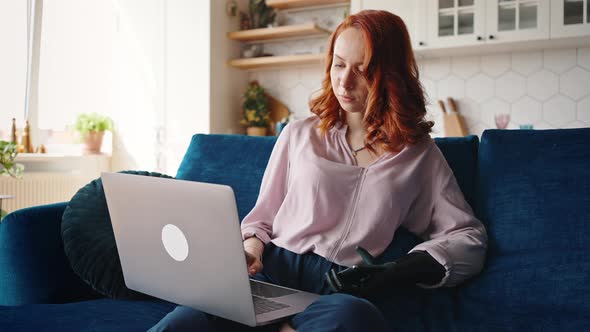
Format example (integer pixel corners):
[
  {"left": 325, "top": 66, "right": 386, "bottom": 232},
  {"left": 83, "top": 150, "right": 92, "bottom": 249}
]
[
  {"left": 176, "top": 132, "right": 480, "bottom": 223},
  {"left": 457, "top": 128, "right": 590, "bottom": 331},
  {"left": 176, "top": 134, "right": 278, "bottom": 221}
]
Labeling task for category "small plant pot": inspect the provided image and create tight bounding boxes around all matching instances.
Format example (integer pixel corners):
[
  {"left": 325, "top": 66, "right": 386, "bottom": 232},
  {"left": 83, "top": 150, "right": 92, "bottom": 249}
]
[
  {"left": 246, "top": 126, "right": 267, "bottom": 136},
  {"left": 83, "top": 131, "right": 105, "bottom": 154}
]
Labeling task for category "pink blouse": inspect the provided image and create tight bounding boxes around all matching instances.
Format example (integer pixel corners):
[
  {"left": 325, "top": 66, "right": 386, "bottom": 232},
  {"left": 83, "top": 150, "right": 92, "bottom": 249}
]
[{"left": 241, "top": 116, "right": 487, "bottom": 287}]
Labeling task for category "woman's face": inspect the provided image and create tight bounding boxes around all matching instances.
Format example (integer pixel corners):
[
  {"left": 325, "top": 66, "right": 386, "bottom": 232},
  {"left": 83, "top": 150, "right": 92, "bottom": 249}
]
[{"left": 330, "top": 28, "right": 369, "bottom": 115}]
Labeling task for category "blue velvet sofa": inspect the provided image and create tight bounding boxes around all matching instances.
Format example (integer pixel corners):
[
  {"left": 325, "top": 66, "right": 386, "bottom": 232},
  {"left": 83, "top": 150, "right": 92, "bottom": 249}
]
[{"left": 1, "top": 128, "right": 588, "bottom": 331}]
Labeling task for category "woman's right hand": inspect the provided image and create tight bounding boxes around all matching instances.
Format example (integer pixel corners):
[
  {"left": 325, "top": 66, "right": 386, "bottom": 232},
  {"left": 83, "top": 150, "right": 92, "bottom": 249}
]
[{"left": 244, "top": 237, "right": 264, "bottom": 276}]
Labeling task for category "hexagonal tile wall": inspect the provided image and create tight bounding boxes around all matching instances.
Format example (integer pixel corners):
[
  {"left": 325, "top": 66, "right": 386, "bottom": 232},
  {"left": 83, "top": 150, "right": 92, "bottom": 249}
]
[
  {"left": 527, "top": 70, "right": 559, "bottom": 101},
  {"left": 544, "top": 49, "right": 577, "bottom": 74},
  {"left": 578, "top": 96, "right": 590, "bottom": 123},
  {"left": 512, "top": 97, "right": 542, "bottom": 125},
  {"left": 511, "top": 51, "right": 543, "bottom": 76},
  {"left": 560, "top": 67, "right": 590, "bottom": 101},
  {"left": 543, "top": 96, "right": 576, "bottom": 127},
  {"left": 248, "top": 41, "right": 590, "bottom": 138},
  {"left": 578, "top": 48, "right": 590, "bottom": 71},
  {"left": 496, "top": 72, "right": 526, "bottom": 103}
]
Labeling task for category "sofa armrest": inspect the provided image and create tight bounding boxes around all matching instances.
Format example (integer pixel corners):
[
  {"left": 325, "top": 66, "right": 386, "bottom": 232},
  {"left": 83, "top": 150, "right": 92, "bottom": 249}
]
[{"left": 0, "top": 203, "right": 99, "bottom": 305}]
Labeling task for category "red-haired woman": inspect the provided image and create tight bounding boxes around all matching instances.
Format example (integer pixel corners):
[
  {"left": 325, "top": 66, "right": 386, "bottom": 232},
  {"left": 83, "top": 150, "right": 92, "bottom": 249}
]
[{"left": 150, "top": 10, "right": 487, "bottom": 332}]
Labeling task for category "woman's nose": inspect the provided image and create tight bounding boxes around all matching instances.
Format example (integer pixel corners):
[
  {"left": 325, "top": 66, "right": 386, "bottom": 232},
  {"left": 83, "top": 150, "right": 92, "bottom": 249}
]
[{"left": 340, "top": 69, "right": 355, "bottom": 89}]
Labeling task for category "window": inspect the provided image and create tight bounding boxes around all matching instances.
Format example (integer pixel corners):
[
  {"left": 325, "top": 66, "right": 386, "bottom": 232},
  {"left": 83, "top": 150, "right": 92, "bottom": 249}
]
[
  {"left": 0, "top": 0, "right": 116, "bottom": 143},
  {"left": 38, "top": 0, "right": 117, "bottom": 130},
  {"left": 0, "top": 1, "right": 27, "bottom": 138}
]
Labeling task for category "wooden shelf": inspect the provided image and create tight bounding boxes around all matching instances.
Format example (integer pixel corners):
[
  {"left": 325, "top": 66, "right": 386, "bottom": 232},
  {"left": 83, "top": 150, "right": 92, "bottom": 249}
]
[
  {"left": 228, "top": 23, "right": 330, "bottom": 42},
  {"left": 266, "top": 0, "right": 349, "bottom": 10},
  {"left": 228, "top": 54, "right": 324, "bottom": 70}
]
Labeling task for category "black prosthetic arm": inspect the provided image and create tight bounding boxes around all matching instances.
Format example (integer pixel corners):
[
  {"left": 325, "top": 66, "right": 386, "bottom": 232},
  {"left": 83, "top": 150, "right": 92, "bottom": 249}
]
[{"left": 325, "top": 246, "right": 446, "bottom": 298}]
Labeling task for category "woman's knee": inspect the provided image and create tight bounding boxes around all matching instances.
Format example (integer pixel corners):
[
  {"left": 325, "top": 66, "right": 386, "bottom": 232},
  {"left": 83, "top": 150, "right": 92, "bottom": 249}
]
[
  {"left": 148, "top": 306, "right": 211, "bottom": 332},
  {"left": 291, "top": 293, "right": 390, "bottom": 332}
]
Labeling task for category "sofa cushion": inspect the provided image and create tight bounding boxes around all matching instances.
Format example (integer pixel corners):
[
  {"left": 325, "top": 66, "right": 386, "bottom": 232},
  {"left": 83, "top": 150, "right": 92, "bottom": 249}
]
[
  {"left": 434, "top": 135, "right": 479, "bottom": 208},
  {"left": 476, "top": 128, "right": 590, "bottom": 254},
  {"left": 0, "top": 299, "right": 176, "bottom": 332},
  {"left": 61, "top": 171, "right": 172, "bottom": 300},
  {"left": 460, "top": 128, "right": 590, "bottom": 330}
]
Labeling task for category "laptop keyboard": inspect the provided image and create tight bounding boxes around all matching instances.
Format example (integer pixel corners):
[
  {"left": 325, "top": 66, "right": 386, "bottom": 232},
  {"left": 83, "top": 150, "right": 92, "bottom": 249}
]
[
  {"left": 250, "top": 280, "right": 298, "bottom": 298},
  {"left": 253, "top": 296, "right": 289, "bottom": 315},
  {"left": 250, "top": 280, "right": 298, "bottom": 315}
]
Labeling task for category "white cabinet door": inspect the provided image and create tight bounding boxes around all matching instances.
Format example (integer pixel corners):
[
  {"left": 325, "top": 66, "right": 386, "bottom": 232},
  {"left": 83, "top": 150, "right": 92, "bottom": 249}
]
[
  {"left": 486, "top": 0, "right": 550, "bottom": 43},
  {"left": 551, "top": 0, "right": 590, "bottom": 38},
  {"left": 353, "top": 0, "right": 423, "bottom": 48},
  {"left": 426, "top": 0, "right": 486, "bottom": 48}
]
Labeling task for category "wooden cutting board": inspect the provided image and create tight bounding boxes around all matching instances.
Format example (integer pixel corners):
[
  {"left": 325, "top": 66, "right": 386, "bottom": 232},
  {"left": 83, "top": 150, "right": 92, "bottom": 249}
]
[{"left": 266, "top": 94, "right": 290, "bottom": 136}]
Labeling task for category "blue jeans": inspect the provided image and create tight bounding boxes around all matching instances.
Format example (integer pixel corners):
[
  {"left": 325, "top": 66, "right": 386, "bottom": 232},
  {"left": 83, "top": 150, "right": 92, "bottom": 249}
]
[{"left": 148, "top": 243, "right": 392, "bottom": 332}]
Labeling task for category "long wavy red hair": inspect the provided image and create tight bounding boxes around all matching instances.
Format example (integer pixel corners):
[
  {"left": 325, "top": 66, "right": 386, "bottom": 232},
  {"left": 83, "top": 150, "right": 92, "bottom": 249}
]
[{"left": 310, "top": 10, "right": 432, "bottom": 153}]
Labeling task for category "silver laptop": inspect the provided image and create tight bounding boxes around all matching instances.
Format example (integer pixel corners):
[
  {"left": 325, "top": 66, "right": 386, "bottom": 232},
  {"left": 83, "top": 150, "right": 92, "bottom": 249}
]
[{"left": 101, "top": 172, "right": 320, "bottom": 327}]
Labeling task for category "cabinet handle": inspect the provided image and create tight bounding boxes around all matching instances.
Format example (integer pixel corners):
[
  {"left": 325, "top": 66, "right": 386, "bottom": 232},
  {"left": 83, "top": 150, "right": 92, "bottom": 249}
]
[
  {"left": 419, "top": 41, "right": 425, "bottom": 46},
  {"left": 477, "top": 36, "right": 483, "bottom": 41},
  {"left": 489, "top": 35, "right": 495, "bottom": 40}
]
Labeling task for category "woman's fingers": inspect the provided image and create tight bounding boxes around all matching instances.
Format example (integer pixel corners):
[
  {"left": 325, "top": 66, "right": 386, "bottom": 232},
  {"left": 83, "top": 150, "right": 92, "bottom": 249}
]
[{"left": 245, "top": 251, "right": 263, "bottom": 276}]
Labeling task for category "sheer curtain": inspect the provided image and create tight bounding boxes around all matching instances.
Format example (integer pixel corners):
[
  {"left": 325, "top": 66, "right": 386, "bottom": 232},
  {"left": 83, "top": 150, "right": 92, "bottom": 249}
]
[
  {"left": 38, "top": 0, "right": 117, "bottom": 131},
  {"left": 0, "top": 1, "right": 27, "bottom": 138}
]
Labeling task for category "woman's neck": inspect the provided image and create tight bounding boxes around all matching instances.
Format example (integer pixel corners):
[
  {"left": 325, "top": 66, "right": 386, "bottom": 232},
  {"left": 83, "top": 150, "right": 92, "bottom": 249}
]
[{"left": 344, "top": 112, "right": 365, "bottom": 137}]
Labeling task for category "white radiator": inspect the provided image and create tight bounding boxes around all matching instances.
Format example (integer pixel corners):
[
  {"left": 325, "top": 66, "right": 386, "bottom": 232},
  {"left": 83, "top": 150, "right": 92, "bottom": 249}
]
[
  {"left": 0, "top": 173, "right": 95, "bottom": 213},
  {"left": 0, "top": 154, "right": 110, "bottom": 214}
]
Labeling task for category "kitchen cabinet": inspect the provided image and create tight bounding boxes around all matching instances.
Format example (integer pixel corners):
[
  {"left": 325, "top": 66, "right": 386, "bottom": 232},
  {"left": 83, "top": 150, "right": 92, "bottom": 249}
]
[
  {"left": 425, "top": 0, "right": 549, "bottom": 48},
  {"left": 551, "top": 0, "right": 590, "bottom": 38},
  {"left": 353, "top": 0, "right": 582, "bottom": 56}
]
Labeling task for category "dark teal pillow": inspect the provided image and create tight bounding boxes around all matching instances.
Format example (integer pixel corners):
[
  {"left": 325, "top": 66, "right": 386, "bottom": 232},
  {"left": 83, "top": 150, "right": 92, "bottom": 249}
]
[{"left": 61, "top": 170, "right": 173, "bottom": 299}]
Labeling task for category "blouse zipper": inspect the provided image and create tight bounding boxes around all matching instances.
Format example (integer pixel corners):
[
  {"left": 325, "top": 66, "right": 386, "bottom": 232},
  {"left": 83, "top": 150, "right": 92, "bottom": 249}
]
[{"left": 328, "top": 167, "right": 368, "bottom": 262}]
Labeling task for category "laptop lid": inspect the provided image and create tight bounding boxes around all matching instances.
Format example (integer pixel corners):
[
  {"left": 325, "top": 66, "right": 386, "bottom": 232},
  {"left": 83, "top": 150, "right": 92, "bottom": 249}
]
[{"left": 102, "top": 172, "right": 257, "bottom": 327}]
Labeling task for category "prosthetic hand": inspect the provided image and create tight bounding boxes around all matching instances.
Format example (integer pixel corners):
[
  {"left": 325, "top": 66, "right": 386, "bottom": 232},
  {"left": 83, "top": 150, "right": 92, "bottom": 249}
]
[{"left": 325, "top": 246, "right": 445, "bottom": 298}]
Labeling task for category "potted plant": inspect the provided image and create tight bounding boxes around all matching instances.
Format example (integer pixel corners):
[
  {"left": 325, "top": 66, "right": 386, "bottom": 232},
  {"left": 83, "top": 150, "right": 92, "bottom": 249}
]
[
  {"left": 0, "top": 140, "right": 24, "bottom": 179},
  {"left": 74, "top": 113, "right": 113, "bottom": 154},
  {"left": 241, "top": 81, "right": 270, "bottom": 136},
  {"left": 248, "top": 0, "right": 276, "bottom": 28},
  {"left": 1, "top": 140, "right": 24, "bottom": 221}
]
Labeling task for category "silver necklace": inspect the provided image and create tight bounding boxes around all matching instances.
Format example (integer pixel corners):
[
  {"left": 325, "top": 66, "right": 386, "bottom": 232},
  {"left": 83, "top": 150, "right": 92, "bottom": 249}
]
[{"left": 351, "top": 146, "right": 366, "bottom": 157}]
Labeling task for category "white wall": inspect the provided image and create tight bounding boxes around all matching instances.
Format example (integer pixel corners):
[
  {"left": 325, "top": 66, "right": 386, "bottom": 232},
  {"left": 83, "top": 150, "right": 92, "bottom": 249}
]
[
  {"left": 164, "top": 0, "right": 211, "bottom": 173},
  {"left": 112, "top": 0, "right": 165, "bottom": 172},
  {"left": 112, "top": 0, "right": 219, "bottom": 174},
  {"left": 0, "top": 1, "right": 27, "bottom": 135},
  {"left": 209, "top": 0, "right": 248, "bottom": 135}
]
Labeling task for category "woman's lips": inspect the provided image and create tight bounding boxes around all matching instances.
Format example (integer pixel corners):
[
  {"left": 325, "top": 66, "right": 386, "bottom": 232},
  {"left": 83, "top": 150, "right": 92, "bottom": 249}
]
[{"left": 339, "top": 95, "right": 355, "bottom": 102}]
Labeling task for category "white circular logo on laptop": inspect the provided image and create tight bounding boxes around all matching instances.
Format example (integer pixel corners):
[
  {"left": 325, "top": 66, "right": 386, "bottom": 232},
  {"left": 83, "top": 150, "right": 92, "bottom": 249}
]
[{"left": 161, "top": 224, "right": 189, "bottom": 261}]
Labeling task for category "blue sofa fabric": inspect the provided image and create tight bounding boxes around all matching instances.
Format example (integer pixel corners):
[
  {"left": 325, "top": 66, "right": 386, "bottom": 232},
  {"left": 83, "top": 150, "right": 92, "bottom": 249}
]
[
  {"left": 0, "top": 203, "right": 99, "bottom": 306},
  {"left": 1, "top": 128, "right": 589, "bottom": 331},
  {"left": 0, "top": 299, "right": 176, "bottom": 332},
  {"left": 458, "top": 129, "right": 590, "bottom": 331},
  {"left": 176, "top": 134, "right": 279, "bottom": 221}
]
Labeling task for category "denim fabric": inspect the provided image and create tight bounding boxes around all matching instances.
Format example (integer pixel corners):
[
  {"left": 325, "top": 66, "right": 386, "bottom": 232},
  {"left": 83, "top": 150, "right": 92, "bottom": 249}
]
[{"left": 149, "top": 243, "right": 392, "bottom": 332}]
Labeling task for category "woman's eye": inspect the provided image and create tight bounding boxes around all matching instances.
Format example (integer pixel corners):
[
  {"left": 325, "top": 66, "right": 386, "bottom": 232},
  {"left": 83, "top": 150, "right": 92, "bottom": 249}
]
[{"left": 333, "top": 63, "right": 344, "bottom": 68}]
